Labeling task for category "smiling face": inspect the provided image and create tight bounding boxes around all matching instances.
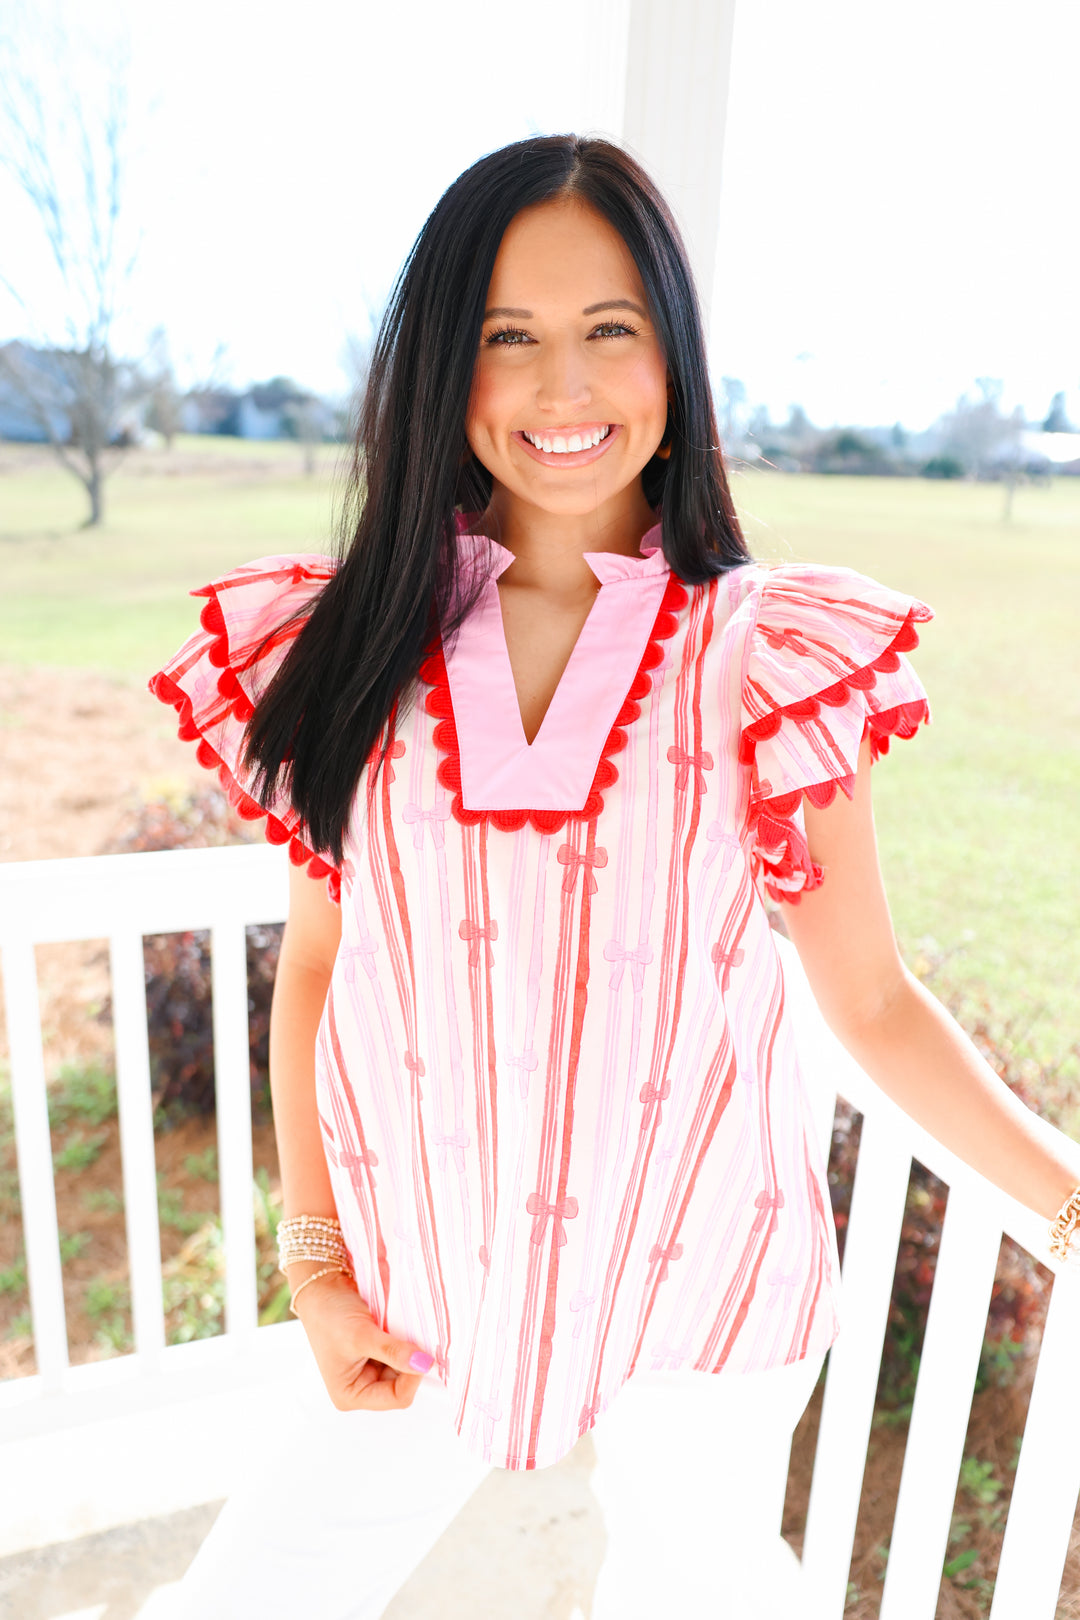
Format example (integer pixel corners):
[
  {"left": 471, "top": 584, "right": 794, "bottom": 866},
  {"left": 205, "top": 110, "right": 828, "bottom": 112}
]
[{"left": 465, "top": 196, "right": 670, "bottom": 532}]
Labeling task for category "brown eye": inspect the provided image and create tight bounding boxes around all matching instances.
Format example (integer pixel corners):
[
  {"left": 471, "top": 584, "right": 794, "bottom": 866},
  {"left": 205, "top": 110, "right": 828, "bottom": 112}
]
[
  {"left": 484, "top": 326, "right": 533, "bottom": 347},
  {"left": 591, "top": 322, "right": 639, "bottom": 340}
]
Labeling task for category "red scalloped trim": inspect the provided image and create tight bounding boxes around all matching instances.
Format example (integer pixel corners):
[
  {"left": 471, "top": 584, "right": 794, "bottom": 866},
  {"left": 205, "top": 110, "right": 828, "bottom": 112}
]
[
  {"left": 149, "top": 661, "right": 342, "bottom": 904},
  {"left": 742, "top": 611, "right": 930, "bottom": 905},
  {"left": 184, "top": 569, "right": 321, "bottom": 724},
  {"left": 418, "top": 573, "right": 689, "bottom": 833},
  {"left": 739, "top": 607, "right": 925, "bottom": 766},
  {"left": 755, "top": 809, "right": 824, "bottom": 907}
]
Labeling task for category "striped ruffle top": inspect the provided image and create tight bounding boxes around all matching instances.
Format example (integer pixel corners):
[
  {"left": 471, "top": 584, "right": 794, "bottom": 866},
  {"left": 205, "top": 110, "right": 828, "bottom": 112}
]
[{"left": 151, "top": 523, "right": 932, "bottom": 1470}]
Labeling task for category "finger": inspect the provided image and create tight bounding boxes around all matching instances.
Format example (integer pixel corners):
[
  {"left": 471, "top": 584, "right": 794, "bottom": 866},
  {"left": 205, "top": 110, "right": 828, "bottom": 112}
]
[
  {"left": 370, "top": 1332, "right": 435, "bottom": 1378},
  {"left": 350, "top": 1369, "right": 423, "bottom": 1410}
]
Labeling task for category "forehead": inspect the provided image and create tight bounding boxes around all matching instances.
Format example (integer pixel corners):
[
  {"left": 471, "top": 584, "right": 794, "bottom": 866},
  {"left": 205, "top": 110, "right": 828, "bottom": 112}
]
[{"left": 486, "top": 197, "right": 645, "bottom": 308}]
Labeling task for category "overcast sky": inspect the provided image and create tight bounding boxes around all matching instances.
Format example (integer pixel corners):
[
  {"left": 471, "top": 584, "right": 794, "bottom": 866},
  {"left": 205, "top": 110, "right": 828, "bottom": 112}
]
[{"left": 1, "top": 0, "right": 1076, "bottom": 431}]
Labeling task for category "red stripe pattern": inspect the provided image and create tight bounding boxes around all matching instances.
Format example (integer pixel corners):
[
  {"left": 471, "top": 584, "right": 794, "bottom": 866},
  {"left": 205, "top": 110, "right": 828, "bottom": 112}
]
[{"left": 150, "top": 552, "right": 932, "bottom": 1470}]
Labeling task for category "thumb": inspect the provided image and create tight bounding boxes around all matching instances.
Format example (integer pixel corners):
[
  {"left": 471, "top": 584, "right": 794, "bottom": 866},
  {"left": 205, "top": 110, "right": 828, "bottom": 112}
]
[{"left": 379, "top": 1333, "right": 435, "bottom": 1376}]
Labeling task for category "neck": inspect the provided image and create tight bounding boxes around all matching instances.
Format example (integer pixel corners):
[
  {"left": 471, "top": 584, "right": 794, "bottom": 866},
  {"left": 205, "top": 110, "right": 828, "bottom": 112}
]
[{"left": 480, "top": 483, "right": 658, "bottom": 592}]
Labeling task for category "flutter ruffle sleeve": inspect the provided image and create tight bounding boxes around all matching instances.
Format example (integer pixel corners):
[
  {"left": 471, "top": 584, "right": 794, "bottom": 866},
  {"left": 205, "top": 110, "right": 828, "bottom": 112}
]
[
  {"left": 148, "top": 554, "right": 342, "bottom": 901},
  {"left": 740, "top": 564, "right": 933, "bottom": 905}
]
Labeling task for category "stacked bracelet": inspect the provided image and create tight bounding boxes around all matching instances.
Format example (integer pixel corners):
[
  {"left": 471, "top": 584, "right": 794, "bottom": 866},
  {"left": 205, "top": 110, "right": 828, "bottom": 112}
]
[
  {"left": 1049, "top": 1186, "right": 1080, "bottom": 1266},
  {"left": 289, "top": 1264, "right": 353, "bottom": 1316},
  {"left": 277, "top": 1214, "right": 352, "bottom": 1275}
]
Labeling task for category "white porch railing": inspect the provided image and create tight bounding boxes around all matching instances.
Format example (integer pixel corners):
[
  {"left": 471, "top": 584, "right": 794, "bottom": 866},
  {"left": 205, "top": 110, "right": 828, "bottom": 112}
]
[{"left": 1, "top": 846, "right": 1078, "bottom": 1616}]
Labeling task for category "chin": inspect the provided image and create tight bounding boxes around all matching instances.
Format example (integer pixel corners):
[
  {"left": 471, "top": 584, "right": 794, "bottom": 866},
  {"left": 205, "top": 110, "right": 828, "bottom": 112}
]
[{"left": 524, "top": 487, "right": 621, "bottom": 516}]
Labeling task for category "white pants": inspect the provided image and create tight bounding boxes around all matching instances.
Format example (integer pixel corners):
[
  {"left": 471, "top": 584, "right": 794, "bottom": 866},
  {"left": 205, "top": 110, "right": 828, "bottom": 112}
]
[{"left": 172, "top": 1351, "right": 824, "bottom": 1619}]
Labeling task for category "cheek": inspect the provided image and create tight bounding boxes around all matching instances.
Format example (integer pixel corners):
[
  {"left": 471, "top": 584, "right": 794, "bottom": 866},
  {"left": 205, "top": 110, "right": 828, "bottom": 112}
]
[
  {"left": 467, "top": 360, "right": 513, "bottom": 448},
  {"left": 616, "top": 348, "right": 668, "bottom": 421}
]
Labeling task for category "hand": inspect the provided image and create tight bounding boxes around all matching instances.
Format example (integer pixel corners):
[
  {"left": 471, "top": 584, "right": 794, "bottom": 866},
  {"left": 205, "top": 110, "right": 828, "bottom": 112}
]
[{"left": 289, "top": 1267, "right": 435, "bottom": 1411}]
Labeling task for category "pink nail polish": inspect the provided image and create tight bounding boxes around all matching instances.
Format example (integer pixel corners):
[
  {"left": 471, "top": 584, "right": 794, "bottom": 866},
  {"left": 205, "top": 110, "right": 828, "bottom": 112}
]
[{"left": 409, "top": 1349, "right": 434, "bottom": 1373}]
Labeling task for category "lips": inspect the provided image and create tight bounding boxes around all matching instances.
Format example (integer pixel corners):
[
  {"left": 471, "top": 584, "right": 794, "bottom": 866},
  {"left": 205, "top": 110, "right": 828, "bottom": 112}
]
[{"left": 514, "top": 423, "right": 622, "bottom": 468}]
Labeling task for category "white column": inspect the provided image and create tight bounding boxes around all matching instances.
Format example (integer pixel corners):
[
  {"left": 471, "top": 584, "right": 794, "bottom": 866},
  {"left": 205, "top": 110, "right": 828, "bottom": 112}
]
[{"left": 619, "top": 0, "right": 738, "bottom": 333}]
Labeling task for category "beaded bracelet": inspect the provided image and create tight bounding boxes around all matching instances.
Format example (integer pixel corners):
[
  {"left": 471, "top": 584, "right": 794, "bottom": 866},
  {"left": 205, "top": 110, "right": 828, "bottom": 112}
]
[
  {"left": 288, "top": 1263, "right": 354, "bottom": 1317},
  {"left": 1049, "top": 1186, "right": 1080, "bottom": 1266},
  {"left": 277, "top": 1214, "right": 351, "bottom": 1275}
]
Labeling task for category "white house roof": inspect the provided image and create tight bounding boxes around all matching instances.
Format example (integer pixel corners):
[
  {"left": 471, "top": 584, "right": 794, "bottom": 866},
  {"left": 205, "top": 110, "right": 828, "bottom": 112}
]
[{"left": 1021, "top": 431, "right": 1080, "bottom": 464}]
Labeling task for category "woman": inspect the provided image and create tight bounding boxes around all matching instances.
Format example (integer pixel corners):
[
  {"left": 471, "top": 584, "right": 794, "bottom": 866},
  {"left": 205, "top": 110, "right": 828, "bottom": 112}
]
[{"left": 152, "top": 135, "right": 1080, "bottom": 1618}]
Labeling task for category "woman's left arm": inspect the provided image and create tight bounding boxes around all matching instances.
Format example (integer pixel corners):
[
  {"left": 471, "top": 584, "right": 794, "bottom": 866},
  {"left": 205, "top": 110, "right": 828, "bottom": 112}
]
[{"left": 782, "top": 737, "right": 1080, "bottom": 1224}]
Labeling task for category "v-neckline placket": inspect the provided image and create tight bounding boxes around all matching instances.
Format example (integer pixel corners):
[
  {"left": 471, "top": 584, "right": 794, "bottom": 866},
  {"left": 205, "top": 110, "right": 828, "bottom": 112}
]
[{"left": 427, "top": 522, "right": 679, "bottom": 821}]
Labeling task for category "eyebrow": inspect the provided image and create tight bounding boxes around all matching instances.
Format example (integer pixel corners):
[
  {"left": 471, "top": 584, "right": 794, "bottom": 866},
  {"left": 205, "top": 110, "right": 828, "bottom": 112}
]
[{"left": 482, "top": 299, "right": 649, "bottom": 320}]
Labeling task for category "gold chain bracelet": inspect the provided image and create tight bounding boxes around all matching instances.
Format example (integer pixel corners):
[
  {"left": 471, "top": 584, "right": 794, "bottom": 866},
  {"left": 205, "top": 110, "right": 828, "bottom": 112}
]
[
  {"left": 1049, "top": 1186, "right": 1080, "bottom": 1265},
  {"left": 289, "top": 1264, "right": 354, "bottom": 1317}
]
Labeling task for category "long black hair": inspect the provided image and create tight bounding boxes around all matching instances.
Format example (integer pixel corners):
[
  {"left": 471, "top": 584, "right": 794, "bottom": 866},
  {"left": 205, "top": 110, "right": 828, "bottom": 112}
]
[{"left": 245, "top": 133, "right": 753, "bottom": 864}]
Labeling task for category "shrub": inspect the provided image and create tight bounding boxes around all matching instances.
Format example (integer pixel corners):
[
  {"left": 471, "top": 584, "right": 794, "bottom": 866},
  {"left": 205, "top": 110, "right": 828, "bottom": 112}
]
[
  {"left": 104, "top": 787, "right": 255, "bottom": 857},
  {"left": 47, "top": 1064, "right": 118, "bottom": 1129},
  {"left": 921, "top": 454, "right": 965, "bottom": 479},
  {"left": 811, "top": 430, "right": 903, "bottom": 476}
]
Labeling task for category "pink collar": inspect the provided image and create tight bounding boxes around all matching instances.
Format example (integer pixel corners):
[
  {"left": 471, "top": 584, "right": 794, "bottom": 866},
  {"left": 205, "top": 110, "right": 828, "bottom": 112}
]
[
  {"left": 452, "top": 515, "right": 668, "bottom": 584},
  {"left": 440, "top": 520, "right": 674, "bottom": 813}
]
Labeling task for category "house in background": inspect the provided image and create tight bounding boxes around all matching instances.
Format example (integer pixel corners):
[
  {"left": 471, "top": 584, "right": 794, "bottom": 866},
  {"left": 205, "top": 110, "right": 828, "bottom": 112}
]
[
  {"left": 1, "top": 346, "right": 339, "bottom": 448},
  {"left": 177, "top": 375, "right": 338, "bottom": 442},
  {"left": 0, "top": 342, "right": 72, "bottom": 443}
]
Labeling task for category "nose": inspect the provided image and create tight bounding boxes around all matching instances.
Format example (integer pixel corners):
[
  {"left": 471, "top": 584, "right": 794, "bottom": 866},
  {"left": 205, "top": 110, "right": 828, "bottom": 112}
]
[{"left": 534, "top": 335, "right": 591, "bottom": 417}]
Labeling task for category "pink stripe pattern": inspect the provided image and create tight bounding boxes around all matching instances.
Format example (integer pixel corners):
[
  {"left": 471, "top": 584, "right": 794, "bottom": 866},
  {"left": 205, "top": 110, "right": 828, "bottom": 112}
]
[{"left": 150, "top": 532, "right": 933, "bottom": 1469}]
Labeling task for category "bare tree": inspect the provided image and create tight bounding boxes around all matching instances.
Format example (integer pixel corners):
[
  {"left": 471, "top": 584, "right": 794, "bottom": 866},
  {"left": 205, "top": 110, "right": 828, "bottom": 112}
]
[
  {"left": 935, "top": 379, "right": 1012, "bottom": 482},
  {"left": 144, "top": 327, "right": 182, "bottom": 449},
  {"left": 998, "top": 405, "right": 1027, "bottom": 523},
  {"left": 282, "top": 394, "right": 327, "bottom": 477},
  {"left": 339, "top": 291, "right": 385, "bottom": 427},
  {"left": 718, "top": 376, "right": 747, "bottom": 454},
  {"left": 0, "top": 10, "right": 142, "bottom": 524}
]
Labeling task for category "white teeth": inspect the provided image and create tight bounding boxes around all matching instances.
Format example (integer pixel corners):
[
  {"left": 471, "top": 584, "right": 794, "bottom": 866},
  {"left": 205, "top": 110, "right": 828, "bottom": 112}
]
[{"left": 523, "top": 426, "right": 612, "bottom": 454}]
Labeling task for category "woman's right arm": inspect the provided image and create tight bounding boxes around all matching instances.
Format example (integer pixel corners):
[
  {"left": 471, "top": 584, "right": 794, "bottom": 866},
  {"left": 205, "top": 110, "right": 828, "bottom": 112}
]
[{"left": 269, "top": 862, "right": 434, "bottom": 1408}]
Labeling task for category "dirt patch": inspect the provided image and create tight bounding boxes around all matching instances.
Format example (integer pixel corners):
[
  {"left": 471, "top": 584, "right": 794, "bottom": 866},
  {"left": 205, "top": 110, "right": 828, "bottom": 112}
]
[
  {"left": 0, "top": 661, "right": 282, "bottom": 1378},
  {"left": 784, "top": 1370, "right": 1080, "bottom": 1617},
  {"left": 0, "top": 663, "right": 209, "bottom": 866}
]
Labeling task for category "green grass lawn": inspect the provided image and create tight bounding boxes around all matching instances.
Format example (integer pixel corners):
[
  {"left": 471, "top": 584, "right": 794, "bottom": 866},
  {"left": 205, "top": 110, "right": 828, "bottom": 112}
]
[
  {"left": 2, "top": 445, "right": 1078, "bottom": 1079},
  {"left": 0, "top": 437, "right": 344, "bottom": 670},
  {"left": 732, "top": 469, "right": 1080, "bottom": 1084}
]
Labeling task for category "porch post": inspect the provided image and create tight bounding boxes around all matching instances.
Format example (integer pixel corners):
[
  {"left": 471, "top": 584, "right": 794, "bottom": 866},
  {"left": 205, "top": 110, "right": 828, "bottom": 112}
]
[{"left": 618, "top": 0, "right": 738, "bottom": 335}]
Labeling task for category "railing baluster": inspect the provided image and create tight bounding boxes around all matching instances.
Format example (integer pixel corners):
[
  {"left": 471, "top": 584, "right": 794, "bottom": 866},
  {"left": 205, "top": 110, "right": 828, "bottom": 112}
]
[
  {"left": 801, "top": 1106, "right": 911, "bottom": 1615},
  {"left": 879, "top": 1188, "right": 1001, "bottom": 1618},
  {"left": 990, "top": 1275, "right": 1080, "bottom": 1619},
  {"left": 0, "top": 940, "right": 68, "bottom": 1385},
  {"left": 109, "top": 930, "right": 165, "bottom": 1360},
  {"left": 211, "top": 920, "right": 257, "bottom": 1338}
]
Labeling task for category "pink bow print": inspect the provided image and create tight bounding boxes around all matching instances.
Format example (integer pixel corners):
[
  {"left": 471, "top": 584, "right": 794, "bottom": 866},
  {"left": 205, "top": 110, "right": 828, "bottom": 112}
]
[
  {"left": 340, "top": 1145, "right": 379, "bottom": 1184},
  {"left": 557, "top": 842, "right": 609, "bottom": 895},
  {"left": 711, "top": 941, "right": 745, "bottom": 990},
  {"left": 752, "top": 1187, "right": 786, "bottom": 1236},
  {"left": 648, "top": 1240, "right": 684, "bottom": 1283},
  {"left": 341, "top": 931, "right": 380, "bottom": 983},
  {"left": 458, "top": 916, "right": 499, "bottom": 967},
  {"left": 526, "top": 1191, "right": 579, "bottom": 1247},
  {"left": 434, "top": 1126, "right": 469, "bottom": 1174},
  {"left": 604, "top": 937, "right": 654, "bottom": 992},
  {"left": 667, "top": 743, "right": 714, "bottom": 793},
  {"left": 402, "top": 799, "right": 451, "bottom": 848}
]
